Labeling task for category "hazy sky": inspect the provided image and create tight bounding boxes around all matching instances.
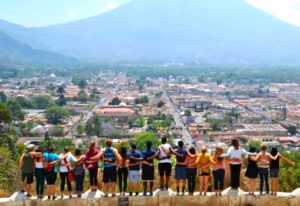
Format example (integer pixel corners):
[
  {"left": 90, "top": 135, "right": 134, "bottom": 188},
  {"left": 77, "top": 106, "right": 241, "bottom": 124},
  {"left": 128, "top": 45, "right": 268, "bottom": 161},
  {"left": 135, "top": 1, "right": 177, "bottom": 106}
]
[{"left": 0, "top": 0, "right": 300, "bottom": 27}]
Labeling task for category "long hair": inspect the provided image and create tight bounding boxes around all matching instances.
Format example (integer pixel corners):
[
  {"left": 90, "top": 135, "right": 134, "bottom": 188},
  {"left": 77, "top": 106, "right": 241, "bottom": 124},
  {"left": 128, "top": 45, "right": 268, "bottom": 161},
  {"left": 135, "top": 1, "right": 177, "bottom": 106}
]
[
  {"left": 270, "top": 147, "right": 278, "bottom": 157},
  {"left": 232, "top": 139, "right": 239, "bottom": 150},
  {"left": 120, "top": 147, "right": 128, "bottom": 164}
]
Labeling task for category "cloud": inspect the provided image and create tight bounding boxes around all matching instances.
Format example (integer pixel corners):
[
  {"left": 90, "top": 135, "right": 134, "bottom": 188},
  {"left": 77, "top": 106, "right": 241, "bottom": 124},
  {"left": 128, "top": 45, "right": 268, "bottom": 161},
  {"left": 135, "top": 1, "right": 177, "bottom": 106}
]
[
  {"left": 246, "top": 0, "right": 300, "bottom": 27},
  {"left": 67, "top": 10, "right": 77, "bottom": 18},
  {"left": 97, "top": 1, "right": 120, "bottom": 13}
]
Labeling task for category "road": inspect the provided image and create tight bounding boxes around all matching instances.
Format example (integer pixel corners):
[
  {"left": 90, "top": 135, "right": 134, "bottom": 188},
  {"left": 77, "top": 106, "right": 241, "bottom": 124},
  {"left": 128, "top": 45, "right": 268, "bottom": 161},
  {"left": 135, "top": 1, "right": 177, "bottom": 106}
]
[
  {"left": 66, "top": 96, "right": 108, "bottom": 139},
  {"left": 161, "top": 87, "right": 193, "bottom": 147}
]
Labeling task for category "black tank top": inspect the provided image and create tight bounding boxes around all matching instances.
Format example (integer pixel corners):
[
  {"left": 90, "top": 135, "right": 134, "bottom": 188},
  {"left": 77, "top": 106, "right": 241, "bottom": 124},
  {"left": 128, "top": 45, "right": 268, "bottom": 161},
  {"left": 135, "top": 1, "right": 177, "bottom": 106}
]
[{"left": 270, "top": 156, "right": 279, "bottom": 169}]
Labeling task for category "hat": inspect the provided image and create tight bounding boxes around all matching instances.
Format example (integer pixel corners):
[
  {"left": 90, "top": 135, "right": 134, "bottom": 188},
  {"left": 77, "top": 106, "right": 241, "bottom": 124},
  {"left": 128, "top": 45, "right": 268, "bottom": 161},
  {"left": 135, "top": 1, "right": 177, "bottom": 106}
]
[{"left": 27, "top": 144, "right": 35, "bottom": 149}]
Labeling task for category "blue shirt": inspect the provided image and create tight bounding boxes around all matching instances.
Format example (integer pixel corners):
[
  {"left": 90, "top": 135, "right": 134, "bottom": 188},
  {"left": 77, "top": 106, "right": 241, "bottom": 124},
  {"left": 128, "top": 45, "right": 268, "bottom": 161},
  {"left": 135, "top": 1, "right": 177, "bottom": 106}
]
[
  {"left": 128, "top": 150, "right": 142, "bottom": 170},
  {"left": 43, "top": 152, "right": 59, "bottom": 172},
  {"left": 142, "top": 148, "right": 156, "bottom": 169},
  {"left": 176, "top": 148, "right": 187, "bottom": 165}
]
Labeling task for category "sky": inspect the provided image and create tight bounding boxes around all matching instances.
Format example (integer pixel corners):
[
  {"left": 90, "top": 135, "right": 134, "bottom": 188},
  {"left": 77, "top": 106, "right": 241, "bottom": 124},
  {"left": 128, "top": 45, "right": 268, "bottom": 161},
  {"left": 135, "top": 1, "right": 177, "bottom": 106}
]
[{"left": 0, "top": 0, "right": 300, "bottom": 28}]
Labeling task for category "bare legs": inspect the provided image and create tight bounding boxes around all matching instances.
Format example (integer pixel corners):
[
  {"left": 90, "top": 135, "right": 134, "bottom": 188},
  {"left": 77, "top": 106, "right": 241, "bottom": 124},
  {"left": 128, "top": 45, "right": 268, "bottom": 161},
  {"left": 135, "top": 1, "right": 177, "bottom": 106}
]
[
  {"left": 199, "top": 176, "right": 209, "bottom": 195},
  {"left": 248, "top": 178, "right": 257, "bottom": 195},
  {"left": 270, "top": 178, "right": 278, "bottom": 195}
]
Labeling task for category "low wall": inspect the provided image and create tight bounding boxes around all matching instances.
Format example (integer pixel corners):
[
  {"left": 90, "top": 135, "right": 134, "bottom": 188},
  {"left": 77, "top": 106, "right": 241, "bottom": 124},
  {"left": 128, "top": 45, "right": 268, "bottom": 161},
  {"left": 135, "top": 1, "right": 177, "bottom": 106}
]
[{"left": 1, "top": 196, "right": 300, "bottom": 206}]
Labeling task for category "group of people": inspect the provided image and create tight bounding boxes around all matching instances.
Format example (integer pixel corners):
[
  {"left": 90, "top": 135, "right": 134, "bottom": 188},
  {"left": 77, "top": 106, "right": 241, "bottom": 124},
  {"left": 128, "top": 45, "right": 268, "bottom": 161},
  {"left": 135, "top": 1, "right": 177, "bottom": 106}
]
[{"left": 19, "top": 137, "right": 295, "bottom": 200}]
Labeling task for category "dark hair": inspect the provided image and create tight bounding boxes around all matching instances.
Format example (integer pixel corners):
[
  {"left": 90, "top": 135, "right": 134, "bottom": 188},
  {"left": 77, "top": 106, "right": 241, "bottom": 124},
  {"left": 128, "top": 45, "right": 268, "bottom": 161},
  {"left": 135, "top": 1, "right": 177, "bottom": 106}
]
[
  {"left": 131, "top": 143, "right": 137, "bottom": 150},
  {"left": 162, "top": 137, "right": 167, "bottom": 144},
  {"left": 232, "top": 139, "right": 239, "bottom": 149},
  {"left": 270, "top": 147, "right": 278, "bottom": 156},
  {"left": 36, "top": 147, "right": 43, "bottom": 161},
  {"left": 64, "top": 146, "right": 69, "bottom": 153},
  {"left": 178, "top": 141, "right": 184, "bottom": 148},
  {"left": 49, "top": 146, "right": 55, "bottom": 153},
  {"left": 120, "top": 147, "right": 128, "bottom": 164},
  {"left": 189, "top": 146, "right": 196, "bottom": 155},
  {"left": 249, "top": 147, "right": 256, "bottom": 153},
  {"left": 75, "top": 149, "right": 81, "bottom": 156},
  {"left": 146, "top": 141, "right": 152, "bottom": 148}
]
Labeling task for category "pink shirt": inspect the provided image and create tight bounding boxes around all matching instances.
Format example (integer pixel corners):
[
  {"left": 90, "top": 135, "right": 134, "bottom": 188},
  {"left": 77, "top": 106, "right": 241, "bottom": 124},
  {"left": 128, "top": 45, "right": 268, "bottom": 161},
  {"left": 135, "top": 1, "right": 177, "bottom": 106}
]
[{"left": 85, "top": 148, "right": 100, "bottom": 169}]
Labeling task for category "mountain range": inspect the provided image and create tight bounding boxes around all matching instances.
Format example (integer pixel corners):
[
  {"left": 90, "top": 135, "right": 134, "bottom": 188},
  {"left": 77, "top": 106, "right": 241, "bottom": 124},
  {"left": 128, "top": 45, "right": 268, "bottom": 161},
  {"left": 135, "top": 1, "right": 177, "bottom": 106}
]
[{"left": 1, "top": 0, "right": 300, "bottom": 64}]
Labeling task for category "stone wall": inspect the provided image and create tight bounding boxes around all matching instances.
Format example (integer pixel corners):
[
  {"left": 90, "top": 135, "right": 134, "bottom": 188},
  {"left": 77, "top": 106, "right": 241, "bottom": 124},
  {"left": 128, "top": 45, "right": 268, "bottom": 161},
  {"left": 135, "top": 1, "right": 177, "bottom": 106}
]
[{"left": 1, "top": 196, "right": 300, "bottom": 206}]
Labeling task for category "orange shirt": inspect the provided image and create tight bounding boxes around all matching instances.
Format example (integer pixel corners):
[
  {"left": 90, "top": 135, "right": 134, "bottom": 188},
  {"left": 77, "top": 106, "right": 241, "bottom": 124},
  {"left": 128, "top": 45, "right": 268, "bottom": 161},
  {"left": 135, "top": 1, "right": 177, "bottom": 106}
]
[{"left": 186, "top": 155, "right": 197, "bottom": 168}]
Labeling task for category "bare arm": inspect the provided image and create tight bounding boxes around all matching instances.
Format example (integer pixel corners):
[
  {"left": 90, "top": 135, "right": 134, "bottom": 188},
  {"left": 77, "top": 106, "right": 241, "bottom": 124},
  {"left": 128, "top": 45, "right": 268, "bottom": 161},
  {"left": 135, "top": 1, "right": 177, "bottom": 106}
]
[
  {"left": 279, "top": 153, "right": 296, "bottom": 166},
  {"left": 171, "top": 148, "right": 183, "bottom": 157},
  {"left": 268, "top": 153, "right": 279, "bottom": 161},
  {"left": 19, "top": 154, "right": 24, "bottom": 169},
  {"left": 89, "top": 150, "right": 104, "bottom": 161},
  {"left": 186, "top": 150, "right": 197, "bottom": 158}
]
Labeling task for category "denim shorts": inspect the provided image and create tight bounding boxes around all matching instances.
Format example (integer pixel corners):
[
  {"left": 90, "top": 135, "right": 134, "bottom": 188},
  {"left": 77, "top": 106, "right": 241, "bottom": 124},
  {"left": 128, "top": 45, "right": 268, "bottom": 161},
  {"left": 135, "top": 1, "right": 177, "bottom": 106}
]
[
  {"left": 128, "top": 170, "right": 140, "bottom": 183},
  {"left": 270, "top": 168, "right": 279, "bottom": 178},
  {"left": 175, "top": 166, "right": 187, "bottom": 180}
]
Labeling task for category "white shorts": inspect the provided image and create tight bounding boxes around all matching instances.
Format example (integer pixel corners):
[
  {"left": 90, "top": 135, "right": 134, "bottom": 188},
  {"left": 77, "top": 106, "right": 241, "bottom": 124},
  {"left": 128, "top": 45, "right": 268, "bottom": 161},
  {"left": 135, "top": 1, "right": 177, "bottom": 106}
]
[{"left": 128, "top": 170, "right": 140, "bottom": 183}]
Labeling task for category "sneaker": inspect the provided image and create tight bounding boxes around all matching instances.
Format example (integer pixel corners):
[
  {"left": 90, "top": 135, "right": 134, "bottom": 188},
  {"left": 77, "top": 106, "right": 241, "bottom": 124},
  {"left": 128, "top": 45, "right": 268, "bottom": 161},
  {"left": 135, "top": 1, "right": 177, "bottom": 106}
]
[{"left": 143, "top": 192, "right": 147, "bottom": 196}]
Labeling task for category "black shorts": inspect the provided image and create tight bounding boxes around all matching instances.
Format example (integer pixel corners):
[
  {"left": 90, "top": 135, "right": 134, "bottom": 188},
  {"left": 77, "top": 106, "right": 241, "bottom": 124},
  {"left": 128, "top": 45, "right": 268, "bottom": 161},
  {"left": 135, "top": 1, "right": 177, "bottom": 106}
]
[
  {"left": 46, "top": 171, "right": 57, "bottom": 185},
  {"left": 142, "top": 167, "right": 154, "bottom": 181},
  {"left": 199, "top": 171, "right": 210, "bottom": 176},
  {"left": 158, "top": 163, "right": 172, "bottom": 177},
  {"left": 103, "top": 166, "right": 117, "bottom": 183},
  {"left": 22, "top": 172, "right": 34, "bottom": 184}
]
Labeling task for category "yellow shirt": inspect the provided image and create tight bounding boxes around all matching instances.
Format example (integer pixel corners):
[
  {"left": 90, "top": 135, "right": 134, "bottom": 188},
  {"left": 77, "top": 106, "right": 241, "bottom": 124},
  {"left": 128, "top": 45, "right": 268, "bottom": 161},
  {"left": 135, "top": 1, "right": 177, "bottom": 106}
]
[{"left": 195, "top": 153, "right": 216, "bottom": 173}]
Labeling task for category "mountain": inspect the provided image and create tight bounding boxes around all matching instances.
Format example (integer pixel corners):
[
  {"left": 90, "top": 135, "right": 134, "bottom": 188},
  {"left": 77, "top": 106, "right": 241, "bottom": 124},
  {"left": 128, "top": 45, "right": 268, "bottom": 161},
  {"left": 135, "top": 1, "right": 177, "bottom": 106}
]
[
  {"left": 0, "top": 30, "right": 76, "bottom": 64},
  {"left": 1, "top": 0, "right": 300, "bottom": 64}
]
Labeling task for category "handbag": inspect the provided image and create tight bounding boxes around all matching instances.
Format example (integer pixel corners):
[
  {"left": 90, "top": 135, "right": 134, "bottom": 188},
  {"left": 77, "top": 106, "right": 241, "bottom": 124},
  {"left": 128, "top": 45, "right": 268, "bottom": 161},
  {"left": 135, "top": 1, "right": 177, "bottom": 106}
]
[{"left": 64, "top": 158, "right": 75, "bottom": 182}]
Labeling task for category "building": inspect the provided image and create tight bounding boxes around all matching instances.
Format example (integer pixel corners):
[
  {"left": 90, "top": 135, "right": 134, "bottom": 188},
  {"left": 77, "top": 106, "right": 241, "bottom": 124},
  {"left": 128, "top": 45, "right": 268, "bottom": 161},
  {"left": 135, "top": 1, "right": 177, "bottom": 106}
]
[
  {"left": 237, "top": 124, "right": 288, "bottom": 136},
  {"left": 94, "top": 106, "right": 135, "bottom": 118}
]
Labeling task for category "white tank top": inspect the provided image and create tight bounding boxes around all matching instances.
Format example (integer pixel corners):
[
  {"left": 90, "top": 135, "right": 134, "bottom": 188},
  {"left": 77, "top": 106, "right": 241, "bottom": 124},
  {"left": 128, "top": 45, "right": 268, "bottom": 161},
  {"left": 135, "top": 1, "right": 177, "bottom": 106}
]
[{"left": 35, "top": 161, "right": 44, "bottom": 169}]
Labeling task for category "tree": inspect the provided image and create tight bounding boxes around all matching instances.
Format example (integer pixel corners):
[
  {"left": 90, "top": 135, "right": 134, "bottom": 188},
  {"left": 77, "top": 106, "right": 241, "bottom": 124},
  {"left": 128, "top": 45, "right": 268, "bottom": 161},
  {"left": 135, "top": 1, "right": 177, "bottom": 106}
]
[
  {"left": 45, "top": 106, "right": 69, "bottom": 125},
  {"left": 135, "top": 95, "right": 149, "bottom": 104},
  {"left": 78, "top": 90, "right": 89, "bottom": 103},
  {"left": 56, "top": 85, "right": 65, "bottom": 96},
  {"left": 77, "top": 125, "right": 85, "bottom": 135},
  {"left": 288, "top": 125, "right": 297, "bottom": 136},
  {"left": 133, "top": 132, "right": 160, "bottom": 151},
  {"left": 0, "top": 92, "right": 6, "bottom": 103},
  {"left": 157, "top": 101, "right": 165, "bottom": 108},
  {"left": 139, "top": 115, "right": 145, "bottom": 127},
  {"left": 247, "top": 139, "right": 262, "bottom": 150},
  {"left": 16, "top": 96, "right": 34, "bottom": 108},
  {"left": 278, "top": 151, "right": 300, "bottom": 192},
  {"left": 7, "top": 100, "right": 25, "bottom": 123},
  {"left": 38, "top": 138, "right": 75, "bottom": 153},
  {"left": 0, "top": 103, "right": 12, "bottom": 124},
  {"left": 56, "top": 95, "right": 67, "bottom": 106},
  {"left": 49, "top": 126, "right": 64, "bottom": 136},
  {"left": 184, "top": 110, "right": 192, "bottom": 117},
  {"left": 33, "top": 95, "right": 53, "bottom": 109},
  {"left": 109, "top": 97, "right": 121, "bottom": 105},
  {"left": 78, "top": 80, "right": 87, "bottom": 89},
  {"left": 85, "top": 117, "right": 103, "bottom": 136}
]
